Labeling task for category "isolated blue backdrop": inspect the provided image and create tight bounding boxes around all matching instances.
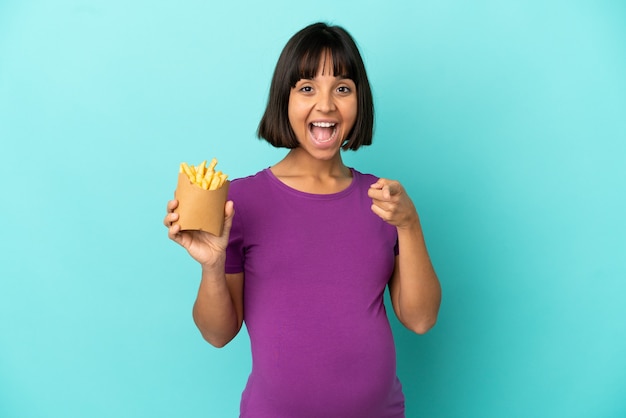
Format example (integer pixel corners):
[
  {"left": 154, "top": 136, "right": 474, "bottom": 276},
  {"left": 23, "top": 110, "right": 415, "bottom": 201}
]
[{"left": 1, "top": 1, "right": 625, "bottom": 417}]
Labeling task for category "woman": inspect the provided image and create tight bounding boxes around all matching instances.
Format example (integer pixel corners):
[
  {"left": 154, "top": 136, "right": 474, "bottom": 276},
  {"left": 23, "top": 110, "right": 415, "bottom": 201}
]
[{"left": 165, "top": 22, "right": 441, "bottom": 417}]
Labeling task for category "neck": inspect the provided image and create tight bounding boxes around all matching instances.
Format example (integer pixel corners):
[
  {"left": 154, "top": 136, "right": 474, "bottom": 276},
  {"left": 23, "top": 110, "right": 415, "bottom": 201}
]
[
  {"left": 273, "top": 148, "right": 350, "bottom": 178},
  {"left": 270, "top": 149, "right": 353, "bottom": 194}
]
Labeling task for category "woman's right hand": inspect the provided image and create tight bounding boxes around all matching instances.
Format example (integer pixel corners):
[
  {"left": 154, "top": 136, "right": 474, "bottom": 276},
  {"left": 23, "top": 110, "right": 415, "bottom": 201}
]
[{"left": 163, "top": 199, "right": 235, "bottom": 267}]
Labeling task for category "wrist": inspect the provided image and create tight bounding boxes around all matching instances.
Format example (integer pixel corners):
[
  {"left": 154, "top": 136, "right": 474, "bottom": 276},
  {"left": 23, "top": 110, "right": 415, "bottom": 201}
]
[
  {"left": 397, "top": 214, "right": 421, "bottom": 232},
  {"left": 200, "top": 255, "right": 226, "bottom": 275}
]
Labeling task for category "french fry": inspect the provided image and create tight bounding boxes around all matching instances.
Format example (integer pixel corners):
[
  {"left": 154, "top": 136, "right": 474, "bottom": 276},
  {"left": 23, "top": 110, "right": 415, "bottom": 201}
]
[
  {"left": 203, "top": 170, "right": 214, "bottom": 188},
  {"left": 179, "top": 158, "right": 228, "bottom": 191},
  {"left": 209, "top": 172, "right": 222, "bottom": 190},
  {"left": 181, "top": 162, "right": 194, "bottom": 179},
  {"left": 218, "top": 172, "right": 228, "bottom": 186},
  {"left": 198, "top": 160, "right": 207, "bottom": 174},
  {"left": 194, "top": 160, "right": 204, "bottom": 183},
  {"left": 208, "top": 158, "right": 218, "bottom": 172}
]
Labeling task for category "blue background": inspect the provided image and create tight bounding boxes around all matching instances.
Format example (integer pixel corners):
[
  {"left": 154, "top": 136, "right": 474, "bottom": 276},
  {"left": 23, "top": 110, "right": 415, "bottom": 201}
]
[{"left": 1, "top": 1, "right": 625, "bottom": 417}]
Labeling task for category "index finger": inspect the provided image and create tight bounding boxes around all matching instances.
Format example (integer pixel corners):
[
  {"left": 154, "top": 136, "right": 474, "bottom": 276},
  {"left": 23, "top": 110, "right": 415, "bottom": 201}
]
[{"left": 167, "top": 199, "right": 179, "bottom": 212}]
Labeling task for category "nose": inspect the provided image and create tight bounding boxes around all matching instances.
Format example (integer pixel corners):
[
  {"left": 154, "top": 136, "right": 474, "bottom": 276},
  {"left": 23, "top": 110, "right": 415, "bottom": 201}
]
[{"left": 316, "top": 90, "right": 336, "bottom": 113}]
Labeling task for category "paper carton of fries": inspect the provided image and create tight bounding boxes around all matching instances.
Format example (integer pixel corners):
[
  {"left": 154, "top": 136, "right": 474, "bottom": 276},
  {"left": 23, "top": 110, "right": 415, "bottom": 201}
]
[{"left": 174, "top": 158, "right": 230, "bottom": 236}]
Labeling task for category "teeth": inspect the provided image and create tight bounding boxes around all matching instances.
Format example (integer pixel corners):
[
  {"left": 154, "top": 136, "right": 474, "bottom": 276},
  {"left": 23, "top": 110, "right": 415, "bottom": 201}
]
[{"left": 311, "top": 122, "right": 336, "bottom": 128}]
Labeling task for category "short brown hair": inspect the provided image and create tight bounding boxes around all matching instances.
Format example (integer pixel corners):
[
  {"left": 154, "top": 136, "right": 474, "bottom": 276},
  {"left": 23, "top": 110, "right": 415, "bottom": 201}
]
[{"left": 257, "top": 22, "right": 374, "bottom": 151}]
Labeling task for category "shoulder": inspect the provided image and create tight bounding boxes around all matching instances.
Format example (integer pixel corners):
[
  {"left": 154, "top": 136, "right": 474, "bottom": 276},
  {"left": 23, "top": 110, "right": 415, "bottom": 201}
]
[
  {"left": 228, "top": 169, "right": 270, "bottom": 195},
  {"left": 350, "top": 168, "right": 379, "bottom": 189},
  {"left": 226, "top": 168, "right": 276, "bottom": 213}
]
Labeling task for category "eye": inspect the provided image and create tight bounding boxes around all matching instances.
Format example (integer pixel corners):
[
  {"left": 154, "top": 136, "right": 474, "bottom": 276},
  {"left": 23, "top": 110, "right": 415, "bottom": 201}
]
[
  {"left": 299, "top": 85, "right": 313, "bottom": 93},
  {"left": 337, "top": 86, "right": 352, "bottom": 94}
]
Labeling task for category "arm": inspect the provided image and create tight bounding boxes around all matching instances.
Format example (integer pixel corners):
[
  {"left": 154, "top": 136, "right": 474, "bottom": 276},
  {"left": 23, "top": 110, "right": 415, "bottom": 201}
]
[
  {"left": 369, "top": 179, "right": 442, "bottom": 334},
  {"left": 193, "top": 270, "right": 244, "bottom": 348},
  {"left": 164, "top": 199, "right": 244, "bottom": 347}
]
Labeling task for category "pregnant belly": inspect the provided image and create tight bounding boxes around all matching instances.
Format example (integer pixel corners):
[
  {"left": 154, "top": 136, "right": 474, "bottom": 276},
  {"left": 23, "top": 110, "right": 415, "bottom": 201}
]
[{"left": 242, "top": 316, "right": 403, "bottom": 417}]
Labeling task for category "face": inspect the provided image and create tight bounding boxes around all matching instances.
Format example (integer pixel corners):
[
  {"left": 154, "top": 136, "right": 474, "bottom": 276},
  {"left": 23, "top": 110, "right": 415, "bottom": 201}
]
[{"left": 288, "top": 56, "right": 357, "bottom": 160}]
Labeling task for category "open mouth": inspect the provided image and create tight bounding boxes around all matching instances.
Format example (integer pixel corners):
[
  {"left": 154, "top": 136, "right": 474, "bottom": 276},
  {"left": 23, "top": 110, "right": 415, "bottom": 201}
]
[{"left": 309, "top": 122, "right": 338, "bottom": 144}]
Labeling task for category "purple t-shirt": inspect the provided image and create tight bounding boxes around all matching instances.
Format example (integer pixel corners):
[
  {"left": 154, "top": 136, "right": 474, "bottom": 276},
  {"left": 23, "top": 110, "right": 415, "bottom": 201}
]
[{"left": 225, "top": 168, "right": 405, "bottom": 417}]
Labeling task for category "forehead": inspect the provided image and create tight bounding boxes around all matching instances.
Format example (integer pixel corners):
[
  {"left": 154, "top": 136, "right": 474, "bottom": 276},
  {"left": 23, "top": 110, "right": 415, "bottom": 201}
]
[
  {"left": 315, "top": 51, "right": 337, "bottom": 75},
  {"left": 296, "top": 48, "right": 352, "bottom": 80}
]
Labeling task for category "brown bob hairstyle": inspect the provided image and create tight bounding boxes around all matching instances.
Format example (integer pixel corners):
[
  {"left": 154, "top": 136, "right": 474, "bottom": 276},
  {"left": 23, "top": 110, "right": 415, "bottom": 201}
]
[{"left": 257, "top": 22, "right": 374, "bottom": 151}]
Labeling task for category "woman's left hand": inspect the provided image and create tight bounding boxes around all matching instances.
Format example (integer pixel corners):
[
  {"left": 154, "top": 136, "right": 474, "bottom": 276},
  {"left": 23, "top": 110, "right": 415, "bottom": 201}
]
[{"left": 368, "top": 178, "right": 419, "bottom": 230}]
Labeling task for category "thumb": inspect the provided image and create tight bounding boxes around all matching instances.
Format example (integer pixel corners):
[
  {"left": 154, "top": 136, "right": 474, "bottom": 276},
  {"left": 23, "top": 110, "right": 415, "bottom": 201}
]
[
  {"left": 221, "top": 200, "right": 235, "bottom": 236},
  {"left": 224, "top": 200, "right": 235, "bottom": 220},
  {"left": 385, "top": 183, "right": 400, "bottom": 197}
]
